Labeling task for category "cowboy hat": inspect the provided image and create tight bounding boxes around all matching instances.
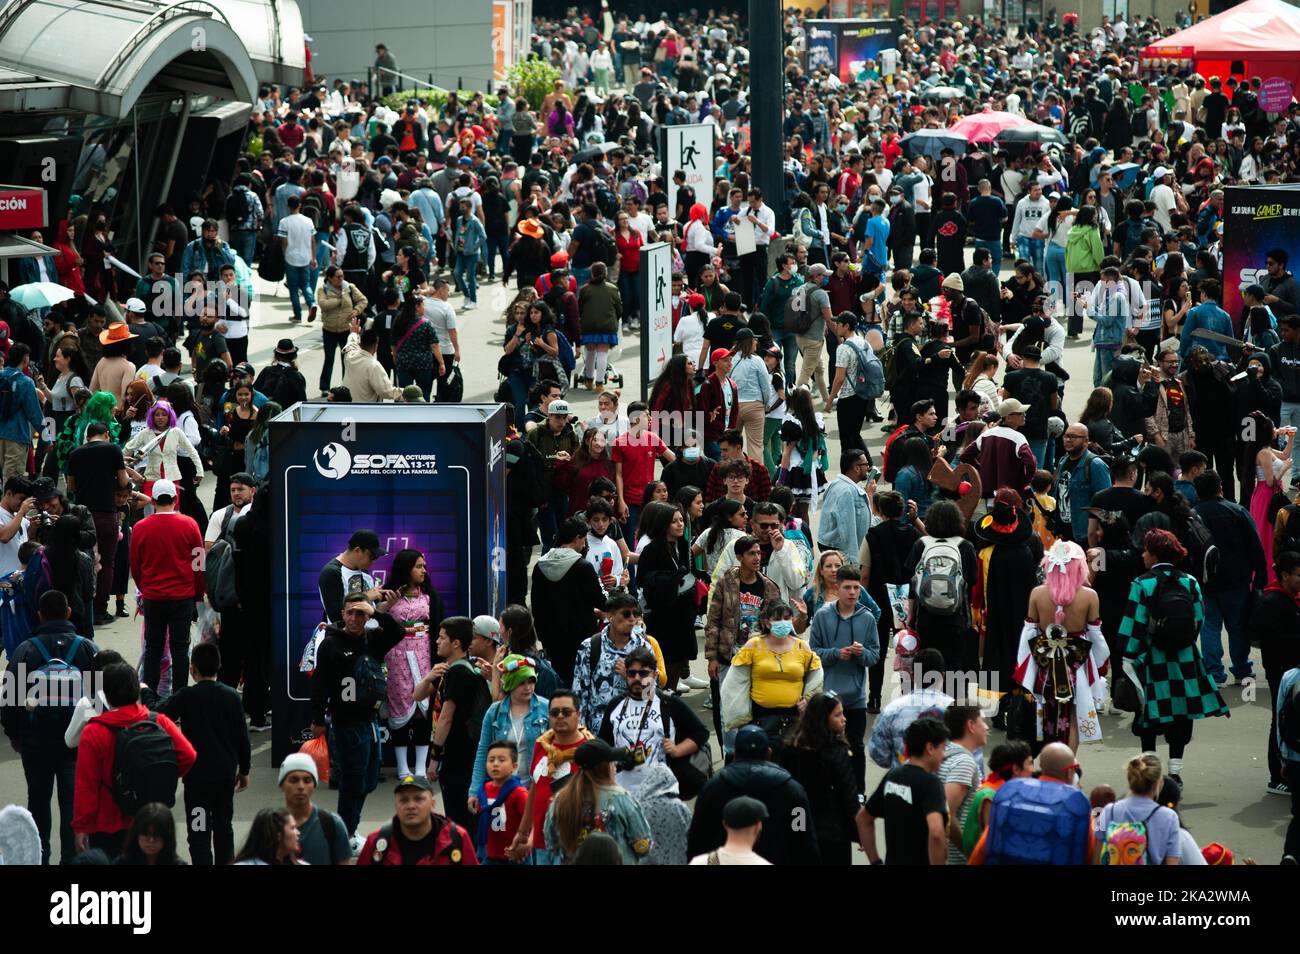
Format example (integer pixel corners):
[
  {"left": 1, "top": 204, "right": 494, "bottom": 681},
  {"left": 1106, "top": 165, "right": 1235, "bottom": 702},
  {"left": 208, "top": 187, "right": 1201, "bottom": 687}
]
[
  {"left": 518, "top": 219, "right": 545, "bottom": 240},
  {"left": 99, "top": 321, "right": 138, "bottom": 345}
]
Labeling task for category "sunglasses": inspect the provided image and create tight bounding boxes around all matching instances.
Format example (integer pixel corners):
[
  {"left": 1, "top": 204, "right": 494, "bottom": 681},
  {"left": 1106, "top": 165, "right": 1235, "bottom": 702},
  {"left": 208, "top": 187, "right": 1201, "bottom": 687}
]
[
  {"left": 756, "top": 522, "right": 780, "bottom": 531},
  {"left": 549, "top": 707, "right": 576, "bottom": 717},
  {"left": 616, "top": 609, "right": 642, "bottom": 619},
  {"left": 625, "top": 669, "right": 653, "bottom": 681}
]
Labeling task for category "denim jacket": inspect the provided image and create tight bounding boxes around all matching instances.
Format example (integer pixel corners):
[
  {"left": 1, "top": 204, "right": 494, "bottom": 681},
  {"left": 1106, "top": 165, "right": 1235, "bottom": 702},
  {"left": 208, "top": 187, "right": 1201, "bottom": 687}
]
[
  {"left": 456, "top": 215, "right": 487, "bottom": 257},
  {"left": 1091, "top": 282, "right": 1129, "bottom": 348},
  {"left": 469, "top": 692, "right": 552, "bottom": 792}
]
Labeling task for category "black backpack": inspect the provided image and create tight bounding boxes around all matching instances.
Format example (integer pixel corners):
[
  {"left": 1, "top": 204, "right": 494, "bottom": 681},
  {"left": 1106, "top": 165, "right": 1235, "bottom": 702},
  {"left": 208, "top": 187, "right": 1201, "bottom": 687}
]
[
  {"left": 591, "top": 225, "right": 618, "bottom": 268},
  {"left": 350, "top": 652, "right": 387, "bottom": 711},
  {"left": 110, "top": 714, "right": 180, "bottom": 813},
  {"left": 1181, "top": 512, "right": 1219, "bottom": 585},
  {"left": 300, "top": 192, "right": 328, "bottom": 229},
  {"left": 1148, "top": 570, "right": 1199, "bottom": 653},
  {"left": 224, "top": 188, "right": 251, "bottom": 226},
  {"left": 595, "top": 184, "right": 621, "bottom": 221}
]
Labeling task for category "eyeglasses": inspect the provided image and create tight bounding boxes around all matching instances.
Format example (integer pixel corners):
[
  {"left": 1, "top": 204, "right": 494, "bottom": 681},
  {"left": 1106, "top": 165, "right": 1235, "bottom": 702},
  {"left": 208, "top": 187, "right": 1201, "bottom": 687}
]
[
  {"left": 625, "top": 669, "right": 653, "bottom": 681},
  {"left": 549, "top": 707, "right": 576, "bottom": 717}
]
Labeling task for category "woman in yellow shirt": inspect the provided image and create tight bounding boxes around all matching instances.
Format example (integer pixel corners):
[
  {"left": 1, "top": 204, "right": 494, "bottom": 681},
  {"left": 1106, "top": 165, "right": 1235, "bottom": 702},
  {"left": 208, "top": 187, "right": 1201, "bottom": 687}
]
[{"left": 721, "top": 599, "right": 824, "bottom": 751}]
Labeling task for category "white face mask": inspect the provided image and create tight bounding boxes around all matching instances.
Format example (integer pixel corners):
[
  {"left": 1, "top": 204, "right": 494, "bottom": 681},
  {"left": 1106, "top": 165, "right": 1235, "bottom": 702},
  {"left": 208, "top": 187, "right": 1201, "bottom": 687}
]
[{"left": 890, "top": 194, "right": 902, "bottom": 205}]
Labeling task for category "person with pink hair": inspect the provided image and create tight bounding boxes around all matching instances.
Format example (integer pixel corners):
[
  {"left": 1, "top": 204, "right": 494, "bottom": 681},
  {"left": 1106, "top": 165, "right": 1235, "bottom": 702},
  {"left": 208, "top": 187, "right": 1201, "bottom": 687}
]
[
  {"left": 123, "top": 399, "right": 205, "bottom": 485},
  {"left": 1014, "top": 540, "right": 1110, "bottom": 752}
]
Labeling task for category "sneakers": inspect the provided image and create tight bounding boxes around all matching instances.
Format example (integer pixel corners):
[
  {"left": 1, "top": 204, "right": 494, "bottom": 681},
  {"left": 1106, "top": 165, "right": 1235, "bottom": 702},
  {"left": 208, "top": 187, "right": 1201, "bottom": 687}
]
[
  {"left": 1283, "top": 855, "right": 1298, "bottom": 865},
  {"left": 675, "top": 680, "right": 693, "bottom": 693},
  {"left": 248, "top": 719, "right": 272, "bottom": 733},
  {"left": 682, "top": 675, "right": 709, "bottom": 690},
  {"left": 1267, "top": 779, "right": 1293, "bottom": 796},
  {"left": 93, "top": 612, "right": 114, "bottom": 627},
  {"left": 1169, "top": 773, "right": 1184, "bottom": 791}
]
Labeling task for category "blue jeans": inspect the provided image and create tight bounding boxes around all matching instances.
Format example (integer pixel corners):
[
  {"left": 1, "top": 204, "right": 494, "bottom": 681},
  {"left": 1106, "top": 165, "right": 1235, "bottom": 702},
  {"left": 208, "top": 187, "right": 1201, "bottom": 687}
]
[
  {"left": 623, "top": 502, "right": 641, "bottom": 541},
  {"left": 619, "top": 270, "right": 641, "bottom": 323},
  {"left": 1093, "top": 344, "right": 1119, "bottom": 387},
  {"left": 1017, "top": 236, "right": 1046, "bottom": 275},
  {"left": 230, "top": 229, "right": 256, "bottom": 266},
  {"left": 1027, "top": 438, "right": 1050, "bottom": 470},
  {"left": 23, "top": 742, "right": 77, "bottom": 864},
  {"left": 773, "top": 329, "right": 799, "bottom": 383},
  {"left": 310, "top": 232, "right": 331, "bottom": 290},
  {"left": 455, "top": 252, "right": 480, "bottom": 303},
  {"left": 1045, "top": 242, "right": 1067, "bottom": 298},
  {"left": 571, "top": 266, "right": 592, "bottom": 289},
  {"left": 397, "top": 367, "right": 433, "bottom": 401},
  {"left": 330, "top": 720, "right": 381, "bottom": 837},
  {"left": 285, "top": 264, "right": 316, "bottom": 318},
  {"left": 537, "top": 491, "right": 569, "bottom": 554},
  {"left": 1281, "top": 402, "right": 1300, "bottom": 482},
  {"left": 974, "top": 238, "right": 1002, "bottom": 266},
  {"left": 1200, "top": 588, "right": 1256, "bottom": 682},
  {"left": 506, "top": 371, "right": 529, "bottom": 427}
]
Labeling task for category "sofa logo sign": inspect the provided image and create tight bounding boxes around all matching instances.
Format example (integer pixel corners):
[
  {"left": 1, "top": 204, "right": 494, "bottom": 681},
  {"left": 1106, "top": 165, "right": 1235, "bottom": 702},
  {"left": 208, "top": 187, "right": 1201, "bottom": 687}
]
[{"left": 315, "top": 443, "right": 437, "bottom": 479}]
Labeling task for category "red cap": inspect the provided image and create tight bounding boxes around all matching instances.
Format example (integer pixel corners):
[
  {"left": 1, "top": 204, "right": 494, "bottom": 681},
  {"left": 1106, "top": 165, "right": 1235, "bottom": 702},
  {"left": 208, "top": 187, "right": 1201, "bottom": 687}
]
[
  {"left": 549, "top": 251, "right": 569, "bottom": 267},
  {"left": 710, "top": 348, "right": 730, "bottom": 365},
  {"left": 686, "top": 293, "right": 706, "bottom": 309}
]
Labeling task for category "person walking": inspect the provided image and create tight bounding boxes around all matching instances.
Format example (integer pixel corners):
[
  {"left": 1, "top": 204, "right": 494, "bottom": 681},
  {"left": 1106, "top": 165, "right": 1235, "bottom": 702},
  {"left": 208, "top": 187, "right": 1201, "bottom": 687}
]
[
  {"left": 278, "top": 195, "right": 318, "bottom": 324},
  {"left": 129, "top": 479, "right": 204, "bottom": 693},
  {"left": 316, "top": 265, "right": 369, "bottom": 395},
  {"left": 730, "top": 328, "right": 772, "bottom": 463}
]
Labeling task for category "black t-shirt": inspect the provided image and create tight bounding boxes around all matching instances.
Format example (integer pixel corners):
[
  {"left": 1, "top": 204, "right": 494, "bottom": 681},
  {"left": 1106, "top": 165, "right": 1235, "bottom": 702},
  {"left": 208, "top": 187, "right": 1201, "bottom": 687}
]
[
  {"left": 1088, "top": 486, "right": 1154, "bottom": 531},
  {"left": 703, "top": 315, "right": 745, "bottom": 353},
  {"left": 1202, "top": 92, "right": 1230, "bottom": 135},
  {"left": 439, "top": 659, "right": 490, "bottom": 770},
  {"left": 395, "top": 823, "right": 439, "bottom": 865},
  {"left": 967, "top": 195, "right": 1007, "bottom": 241},
  {"left": 1003, "top": 367, "right": 1058, "bottom": 439},
  {"left": 865, "top": 762, "right": 947, "bottom": 865},
  {"left": 66, "top": 440, "right": 125, "bottom": 513}
]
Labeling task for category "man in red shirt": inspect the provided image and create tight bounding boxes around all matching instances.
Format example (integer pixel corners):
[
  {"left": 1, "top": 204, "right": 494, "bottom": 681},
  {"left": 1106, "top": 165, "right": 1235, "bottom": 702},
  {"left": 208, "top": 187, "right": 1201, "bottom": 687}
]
[
  {"left": 611, "top": 400, "right": 676, "bottom": 535},
  {"left": 129, "top": 479, "right": 205, "bottom": 693},
  {"left": 74, "top": 661, "right": 196, "bottom": 856},
  {"left": 698, "top": 348, "right": 739, "bottom": 459},
  {"left": 357, "top": 774, "right": 478, "bottom": 865},
  {"left": 510, "top": 689, "right": 593, "bottom": 864},
  {"left": 277, "top": 112, "right": 305, "bottom": 150}
]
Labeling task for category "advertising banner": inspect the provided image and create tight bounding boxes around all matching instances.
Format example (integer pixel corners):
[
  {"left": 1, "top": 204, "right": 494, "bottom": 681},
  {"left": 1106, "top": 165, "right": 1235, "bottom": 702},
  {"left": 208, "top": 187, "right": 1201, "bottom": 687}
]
[
  {"left": 270, "top": 404, "right": 508, "bottom": 763},
  {"left": 1222, "top": 184, "right": 1300, "bottom": 329},
  {"left": 0, "top": 186, "right": 47, "bottom": 230},
  {"left": 662, "top": 123, "right": 715, "bottom": 217},
  {"left": 804, "top": 19, "right": 901, "bottom": 84},
  {"left": 492, "top": 1, "right": 513, "bottom": 84}
]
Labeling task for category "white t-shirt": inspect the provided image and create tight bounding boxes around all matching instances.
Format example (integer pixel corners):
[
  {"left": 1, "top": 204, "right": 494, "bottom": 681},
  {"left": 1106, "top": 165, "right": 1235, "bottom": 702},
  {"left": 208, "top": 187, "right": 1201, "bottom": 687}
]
[
  {"left": 835, "top": 334, "right": 867, "bottom": 401},
  {"left": 879, "top": 48, "right": 899, "bottom": 76},
  {"left": 873, "top": 167, "right": 894, "bottom": 193},
  {"left": 1150, "top": 183, "right": 1176, "bottom": 232},
  {"left": 673, "top": 312, "right": 705, "bottom": 365},
  {"left": 607, "top": 694, "right": 666, "bottom": 789},
  {"left": 0, "top": 507, "right": 27, "bottom": 576},
  {"left": 278, "top": 213, "right": 316, "bottom": 268},
  {"left": 423, "top": 297, "right": 457, "bottom": 352},
  {"left": 585, "top": 531, "right": 625, "bottom": 585},
  {"left": 691, "top": 842, "right": 769, "bottom": 868},
  {"left": 204, "top": 502, "right": 250, "bottom": 544},
  {"left": 628, "top": 212, "right": 654, "bottom": 244},
  {"left": 912, "top": 175, "right": 931, "bottom": 213}
]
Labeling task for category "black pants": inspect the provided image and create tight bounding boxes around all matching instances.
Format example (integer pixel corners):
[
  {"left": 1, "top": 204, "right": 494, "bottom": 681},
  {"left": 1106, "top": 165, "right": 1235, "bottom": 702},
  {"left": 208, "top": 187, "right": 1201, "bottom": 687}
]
[
  {"left": 218, "top": 604, "right": 269, "bottom": 720},
  {"left": 439, "top": 763, "right": 473, "bottom": 833},
  {"left": 506, "top": 537, "right": 531, "bottom": 607},
  {"left": 184, "top": 780, "right": 235, "bottom": 865},
  {"left": 1203, "top": 437, "right": 1236, "bottom": 502},
  {"left": 1136, "top": 717, "right": 1193, "bottom": 758},
  {"left": 1285, "top": 761, "right": 1300, "bottom": 861},
  {"left": 836, "top": 394, "right": 873, "bottom": 465},
  {"left": 228, "top": 337, "right": 249, "bottom": 365},
  {"left": 737, "top": 248, "right": 768, "bottom": 309},
  {"left": 142, "top": 598, "right": 193, "bottom": 693},
  {"left": 868, "top": 582, "right": 893, "bottom": 702},
  {"left": 845, "top": 706, "right": 868, "bottom": 796},
  {"left": 821, "top": 838, "right": 852, "bottom": 865},
  {"left": 915, "top": 212, "right": 932, "bottom": 250},
  {"left": 22, "top": 743, "right": 77, "bottom": 864},
  {"left": 319, "top": 329, "right": 349, "bottom": 392}
]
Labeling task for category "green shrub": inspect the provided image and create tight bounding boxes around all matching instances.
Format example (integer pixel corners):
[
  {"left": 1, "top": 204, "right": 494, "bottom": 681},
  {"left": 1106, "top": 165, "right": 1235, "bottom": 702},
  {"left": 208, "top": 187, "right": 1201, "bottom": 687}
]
[
  {"left": 381, "top": 89, "right": 500, "bottom": 114},
  {"left": 507, "top": 58, "right": 562, "bottom": 112}
]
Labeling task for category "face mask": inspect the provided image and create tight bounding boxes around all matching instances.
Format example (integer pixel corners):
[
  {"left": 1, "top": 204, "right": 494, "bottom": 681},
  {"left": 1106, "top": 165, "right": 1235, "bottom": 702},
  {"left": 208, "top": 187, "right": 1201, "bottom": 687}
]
[
  {"left": 683, "top": 447, "right": 701, "bottom": 462},
  {"left": 890, "top": 194, "right": 902, "bottom": 205},
  {"left": 769, "top": 619, "right": 795, "bottom": 637}
]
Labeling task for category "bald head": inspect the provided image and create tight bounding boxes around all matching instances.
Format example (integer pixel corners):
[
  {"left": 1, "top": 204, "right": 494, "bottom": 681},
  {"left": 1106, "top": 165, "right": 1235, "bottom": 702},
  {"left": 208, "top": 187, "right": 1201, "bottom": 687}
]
[{"left": 1038, "top": 742, "right": 1076, "bottom": 782}]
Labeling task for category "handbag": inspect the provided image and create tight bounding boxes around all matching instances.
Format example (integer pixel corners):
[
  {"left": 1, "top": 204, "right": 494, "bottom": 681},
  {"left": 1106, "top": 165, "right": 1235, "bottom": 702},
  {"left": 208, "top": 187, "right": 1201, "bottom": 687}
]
[
  {"left": 1111, "top": 669, "right": 1142, "bottom": 713},
  {"left": 668, "top": 742, "right": 714, "bottom": 800},
  {"left": 438, "top": 362, "right": 464, "bottom": 403}
]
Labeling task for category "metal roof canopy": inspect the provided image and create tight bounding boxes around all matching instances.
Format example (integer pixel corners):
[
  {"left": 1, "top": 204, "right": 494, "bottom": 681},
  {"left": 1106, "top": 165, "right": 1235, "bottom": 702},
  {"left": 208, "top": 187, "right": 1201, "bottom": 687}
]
[
  {"left": 0, "top": 234, "right": 59, "bottom": 258},
  {"left": 0, "top": 0, "right": 272, "bottom": 118}
]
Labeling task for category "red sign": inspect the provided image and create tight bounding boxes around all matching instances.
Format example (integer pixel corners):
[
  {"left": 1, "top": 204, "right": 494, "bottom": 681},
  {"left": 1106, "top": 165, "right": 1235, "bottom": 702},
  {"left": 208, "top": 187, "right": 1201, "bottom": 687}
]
[{"left": 0, "top": 187, "right": 47, "bottom": 230}]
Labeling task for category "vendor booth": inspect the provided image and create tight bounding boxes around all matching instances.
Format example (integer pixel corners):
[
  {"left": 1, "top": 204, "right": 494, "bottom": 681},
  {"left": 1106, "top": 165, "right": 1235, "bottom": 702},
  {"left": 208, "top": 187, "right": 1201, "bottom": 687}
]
[{"left": 1140, "top": 0, "right": 1300, "bottom": 95}]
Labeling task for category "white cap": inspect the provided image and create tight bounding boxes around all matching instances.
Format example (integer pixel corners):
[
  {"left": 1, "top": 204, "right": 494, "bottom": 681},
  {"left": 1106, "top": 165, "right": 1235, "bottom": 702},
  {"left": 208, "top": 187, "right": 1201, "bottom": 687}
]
[
  {"left": 472, "top": 614, "right": 502, "bottom": 643},
  {"left": 151, "top": 479, "right": 178, "bottom": 501},
  {"left": 1152, "top": 166, "right": 1170, "bottom": 180},
  {"left": 125, "top": 297, "right": 147, "bottom": 314},
  {"left": 278, "top": 753, "right": 318, "bottom": 785}
]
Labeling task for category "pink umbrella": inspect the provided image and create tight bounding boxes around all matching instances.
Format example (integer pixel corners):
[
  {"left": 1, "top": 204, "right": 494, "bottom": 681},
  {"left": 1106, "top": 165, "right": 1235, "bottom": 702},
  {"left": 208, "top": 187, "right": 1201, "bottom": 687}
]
[{"left": 949, "top": 110, "right": 1035, "bottom": 143}]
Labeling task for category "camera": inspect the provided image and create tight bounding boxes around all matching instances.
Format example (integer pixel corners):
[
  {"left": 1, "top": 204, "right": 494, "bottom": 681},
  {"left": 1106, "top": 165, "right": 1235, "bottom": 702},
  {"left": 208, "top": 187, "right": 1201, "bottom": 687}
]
[{"left": 613, "top": 745, "right": 641, "bottom": 772}]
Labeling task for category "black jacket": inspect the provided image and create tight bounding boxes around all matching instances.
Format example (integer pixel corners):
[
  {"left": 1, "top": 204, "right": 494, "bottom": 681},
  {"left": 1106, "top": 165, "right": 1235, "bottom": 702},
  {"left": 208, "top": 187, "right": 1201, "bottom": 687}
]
[
  {"left": 530, "top": 552, "right": 604, "bottom": 660},
  {"left": 687, "top": 757, "right": 820, "bottom": 864},
  {"left": 1248, "top": 587, "right": 1300, "bottom": 683},
  {"left": 159, "top": 679, "right": 251, "bottom": 786},
  {"left": 0, "top": 620, "right": 99, "bottom": 745},
  {"left": 781, "top": 742, "right": 862, "bottom": 845},
  {"left": 1193, "top": 497, "right": 1268, "bottom": 592},
  {"left": 1268, "top": 340, "right": 1300, "bottom": 403},
  {"left": 1107, "top": 357, "right": 1159, "bottom": 440},
  {"left": 310, "top": 612, "right": 405, "bottom": 727}
]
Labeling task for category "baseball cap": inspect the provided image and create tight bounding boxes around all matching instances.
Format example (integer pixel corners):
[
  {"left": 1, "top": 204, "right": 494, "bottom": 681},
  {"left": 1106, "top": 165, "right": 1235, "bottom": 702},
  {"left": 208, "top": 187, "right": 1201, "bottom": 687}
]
[
  {"left": 547, "top": 399, "right": 572, "bottom": 417},
  {"left": 472, "top": 614, "right": 503, "bottom": 644},
  {"left": 710, "top": 347, "right": 731, "bottom": 365},
  {"left": 347, "top": 528, "right": 387, "bottom": 557},
  {"left": 734, "top": 724, "right": 771, "bottom": 757},
  {"left": 125, "top": 297, "right": 147, "bottom": 314},
  {"left": 278, "top": 753, "right": 318, "bottom": 785},
  {"left": 395, "top": 773, "right": 434, "bottom": 793},
  {"left": 723, "top": 795, "right": 769, "bottom": 828},
  {"left": 574, "top": 738, "right": 623, "bottom": 770},
  {"left": 997, "top": 398, "right": 1031, "bottom": 417},
  {"left": 151, "top": 479, "right": 178, "bottom": 501},
  {"left": 1152, "top": 166, "right": 1170, "bottom": 179}
]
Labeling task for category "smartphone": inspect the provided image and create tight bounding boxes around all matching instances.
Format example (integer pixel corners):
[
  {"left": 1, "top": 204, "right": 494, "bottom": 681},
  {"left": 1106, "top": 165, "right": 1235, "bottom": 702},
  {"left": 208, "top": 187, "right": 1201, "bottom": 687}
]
[{"left": 867, "top": 467, "right": 882, "bottom": 482}]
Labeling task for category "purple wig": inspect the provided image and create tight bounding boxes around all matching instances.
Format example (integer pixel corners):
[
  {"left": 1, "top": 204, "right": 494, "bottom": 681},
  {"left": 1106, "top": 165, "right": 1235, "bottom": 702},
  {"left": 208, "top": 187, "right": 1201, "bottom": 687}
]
[{"left": 147, "top": 399, "right": 178, "bottom": 433}]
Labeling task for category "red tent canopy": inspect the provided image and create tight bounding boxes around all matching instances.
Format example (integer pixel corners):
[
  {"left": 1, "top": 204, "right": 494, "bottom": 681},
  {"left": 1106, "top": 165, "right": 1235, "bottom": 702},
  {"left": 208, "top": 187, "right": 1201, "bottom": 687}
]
[{"left": 1141, "top": 0, "right": 1300, "bottom": 90}]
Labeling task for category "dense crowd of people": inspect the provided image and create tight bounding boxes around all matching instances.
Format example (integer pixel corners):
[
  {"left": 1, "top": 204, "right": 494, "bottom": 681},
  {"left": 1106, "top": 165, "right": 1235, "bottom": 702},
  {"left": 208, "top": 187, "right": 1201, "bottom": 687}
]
[{"left": 0, "top": 3, "right": 1298, "bottom": 866}]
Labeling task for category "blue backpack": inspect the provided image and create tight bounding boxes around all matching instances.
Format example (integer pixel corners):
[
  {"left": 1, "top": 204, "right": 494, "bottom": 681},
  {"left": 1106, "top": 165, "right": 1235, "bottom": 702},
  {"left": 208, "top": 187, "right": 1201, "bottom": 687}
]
[
  {"left": 983, "top": 777, "right": 1092, "bottom": 865},
  {"left": 25, "top": 635, "right": 86, "bottom": 735},
  {"left": 554, "top": 330, "right": 577, "bottom": 374},
  {"left": 841, "top": 338, "right": 885, "bottom": 400}
]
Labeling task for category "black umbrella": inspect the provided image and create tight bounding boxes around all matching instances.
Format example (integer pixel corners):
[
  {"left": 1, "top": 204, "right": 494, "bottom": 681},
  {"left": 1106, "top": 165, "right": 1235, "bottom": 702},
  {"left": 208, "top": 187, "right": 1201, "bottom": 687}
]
[
  {"left": 994, "top": 125, "right": 1069, "bottom": 149},
  {"left": 899, "top": 128, "right": 968, "bottom": 160},
  {"left": 572, "top": 141, "right": 619, "bottom": 165}
]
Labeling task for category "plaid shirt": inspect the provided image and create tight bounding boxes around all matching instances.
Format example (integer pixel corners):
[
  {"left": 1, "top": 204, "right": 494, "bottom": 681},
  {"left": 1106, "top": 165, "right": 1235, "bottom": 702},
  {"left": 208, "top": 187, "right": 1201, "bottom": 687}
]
[
  {"left": 573, "top": 178, "right": 601, "bottom": 211},
  {"left": 1118, "top": 566, "right": 1229, "bottom": 728}
]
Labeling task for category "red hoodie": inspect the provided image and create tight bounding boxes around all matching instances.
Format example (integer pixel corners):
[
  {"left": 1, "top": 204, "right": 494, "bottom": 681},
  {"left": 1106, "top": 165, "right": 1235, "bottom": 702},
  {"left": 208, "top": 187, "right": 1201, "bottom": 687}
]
[
  {"left": 129, "top": 510, "right": 205, "bottom": 601},
  {"left": 73, "top": 703, "right": 196, "bottom": 835}
]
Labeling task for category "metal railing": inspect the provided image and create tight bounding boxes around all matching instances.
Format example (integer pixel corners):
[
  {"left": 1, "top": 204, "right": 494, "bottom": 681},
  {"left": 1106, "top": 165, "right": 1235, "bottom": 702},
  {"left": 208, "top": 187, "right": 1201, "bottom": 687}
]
[{"left": 95, "top": 0, "right": 231, "bottom": 89}]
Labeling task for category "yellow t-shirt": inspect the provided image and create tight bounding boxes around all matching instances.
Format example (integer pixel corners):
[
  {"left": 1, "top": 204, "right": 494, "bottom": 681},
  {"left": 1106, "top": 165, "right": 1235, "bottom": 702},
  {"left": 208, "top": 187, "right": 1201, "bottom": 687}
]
[{"left": 731, "top": 635, "right": 822, "bottom": 710}]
